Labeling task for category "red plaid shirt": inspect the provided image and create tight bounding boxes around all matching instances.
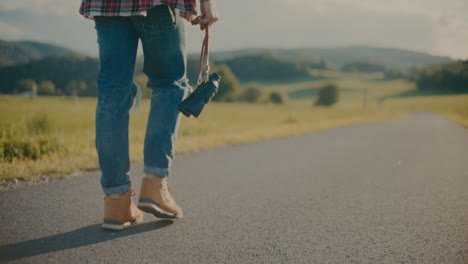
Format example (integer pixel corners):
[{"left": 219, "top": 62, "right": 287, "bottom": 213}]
[{"left": 79, "top": 0, "right": 197, "bottom": 20}]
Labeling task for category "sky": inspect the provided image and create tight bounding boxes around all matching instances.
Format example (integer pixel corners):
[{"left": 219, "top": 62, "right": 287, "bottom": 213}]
[{"left": 0, "top": 0, "right": 467, "bottom": 59}]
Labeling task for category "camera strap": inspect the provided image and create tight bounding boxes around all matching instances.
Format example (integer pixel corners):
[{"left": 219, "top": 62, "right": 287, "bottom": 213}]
[{"left": 197, "top": 28, "right": 210, "bottom": 85}]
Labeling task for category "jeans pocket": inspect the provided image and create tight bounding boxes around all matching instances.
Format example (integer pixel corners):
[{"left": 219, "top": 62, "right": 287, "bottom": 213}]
[{"left": 142, "top": 6, "right": 177, "bottom": 32}]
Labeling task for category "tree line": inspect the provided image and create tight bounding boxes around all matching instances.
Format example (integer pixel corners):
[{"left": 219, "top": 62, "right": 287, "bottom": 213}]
[
  {"left": 341, "top": 60, "right": 407, "bottom": 79},
  {"left": 411, "top": 60, "right": 468, "bottom": 93},
  {"left": 0, "top": 53, "right": 466, "bottom": 99},
  {"left": 0, "top": 53, "right": 328, "bottom": 98},
  {"left": 0, "top": 55, "right": 98, "bottom": 96}
]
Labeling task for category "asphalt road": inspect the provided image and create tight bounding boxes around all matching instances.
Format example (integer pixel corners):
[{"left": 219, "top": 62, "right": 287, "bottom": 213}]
[{"left": 1, "top": 113, "right": 467, "bottom": 264}]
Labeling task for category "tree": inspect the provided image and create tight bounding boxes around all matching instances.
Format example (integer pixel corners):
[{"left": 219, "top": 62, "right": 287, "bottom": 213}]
[
  {"left": 270, "top": 90, "right": 287, "bottom": 104},
  {"left": 78, "top": 81, "right": 97, "bottom": 97},
  {"left": 315, "top": 83, "right": 339, "bottom": 106},
  {"left": 38, "top": 80, "right": 56, "bottom": 95},
  {"left": 65, "top": 80, "right": 87, "bottom": 96},
  {"left": 240, "top": 84, "right": 263, "bottom": 103},
  {"left": 0, "top": 56, "right": 98, "bottom": 95},
  {"left": 15, "top": 79, "right": 37, "bottom": 94},
  {"left": 414, "top": 60, "right": 468, "bottom": 93},
  {"left": 212, "top": 65, "right": 240, "bottom": 102}
]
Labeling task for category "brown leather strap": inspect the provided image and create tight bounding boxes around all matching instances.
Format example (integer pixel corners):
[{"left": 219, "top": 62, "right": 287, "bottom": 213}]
[{"left": 197, "top": 28, "right": 210, "bottom": 85}]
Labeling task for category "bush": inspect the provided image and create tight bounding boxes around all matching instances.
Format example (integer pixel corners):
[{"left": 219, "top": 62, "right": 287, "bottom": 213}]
[
  {"left": 213, "top": 65, "right": 241, "bottom": 102},
  {"left": 240, "top": 85, "right": 263, "bottom": 103},
  {"left": 0, "top": 125, "right": 63, "bottom": 162},
  {"left": 270, "top": 90, "right": 287, "bottom": 104},
  {"left": 27, "top": 113, "right": 50, "bottom": 134},
  {"left": 315, "top": 83, "right": 339, "bottom": 106},
  {"left": 1, "top": 138, "right": 61, "bottom": 162},
  {"left": 38, "top": 80, "right": 56, "bottom": 95},
  {"left": 15, "top": 79, "right": 37, "bottom": 94},
  {"left": 65, "top": 80, "right": 88, "bottom": 97}
]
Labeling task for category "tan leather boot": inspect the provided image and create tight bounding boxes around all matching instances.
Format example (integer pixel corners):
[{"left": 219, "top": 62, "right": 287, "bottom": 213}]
[
  {"left": 138, "top": 177, "right": 183, "bottom": 219},
  {"left": 102, "top": 189, "right": 144, "bottom": 231}
]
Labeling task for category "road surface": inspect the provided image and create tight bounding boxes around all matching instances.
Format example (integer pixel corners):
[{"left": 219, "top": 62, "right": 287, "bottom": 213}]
[{"left": 1, "top": 113, "right": 467, "bottom": 263}]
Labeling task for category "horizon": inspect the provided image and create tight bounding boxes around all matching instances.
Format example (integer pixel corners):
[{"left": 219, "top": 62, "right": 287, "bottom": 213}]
[{"left": 0, "top": 38, "right": 456, "bottom": 61}]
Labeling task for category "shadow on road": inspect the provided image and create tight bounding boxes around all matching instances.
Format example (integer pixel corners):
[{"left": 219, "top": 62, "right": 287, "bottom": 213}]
[{"left": 0, "top": 220, "right": 173, "bottom": 261}]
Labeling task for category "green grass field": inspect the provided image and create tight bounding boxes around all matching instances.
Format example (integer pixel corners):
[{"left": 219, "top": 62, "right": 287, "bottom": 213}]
[{"left": 1, "top": 78, "right": 467, "bottom": 183}]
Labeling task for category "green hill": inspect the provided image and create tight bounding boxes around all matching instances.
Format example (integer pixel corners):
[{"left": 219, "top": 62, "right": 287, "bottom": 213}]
[
  {"left": 216, "top": 53, "right": 328, "bottom": 82},
  {"left": 0, "top": 55, "right": 98, "bottom": 95},
  {"left": 0, "top": 40, "right": 455, "bottom": 95},
  {"left": 184, "top": 53, "right": 328, "bottom": 85},
  {"left": 0, "top": 40, "right": 75, "bottom": 67},
  {"left": 211, "top": 46, "right": 452, "bottom": 70}
]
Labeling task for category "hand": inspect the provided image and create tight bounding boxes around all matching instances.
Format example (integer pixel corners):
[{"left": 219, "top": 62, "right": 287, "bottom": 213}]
[{"left": 191, "top": 0, "right": 219, "bottom": 30}]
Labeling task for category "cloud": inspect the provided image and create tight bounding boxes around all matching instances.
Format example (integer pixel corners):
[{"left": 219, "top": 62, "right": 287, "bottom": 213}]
[
  {"left": 0, "top": 22, "right": 24, "bottom": 38},
  {"left": 257, "top": 0, "right": 468, "bottom": 58}
]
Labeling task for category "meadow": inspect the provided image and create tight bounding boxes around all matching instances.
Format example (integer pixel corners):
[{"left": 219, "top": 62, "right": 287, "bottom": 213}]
[{"left": 1, "top": 77, "right": 467, "bottom": 183}]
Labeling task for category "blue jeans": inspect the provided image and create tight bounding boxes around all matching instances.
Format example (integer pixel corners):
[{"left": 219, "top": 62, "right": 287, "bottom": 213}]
[{"left": 94, "top": 5, "right": 190, "bottom": 195}]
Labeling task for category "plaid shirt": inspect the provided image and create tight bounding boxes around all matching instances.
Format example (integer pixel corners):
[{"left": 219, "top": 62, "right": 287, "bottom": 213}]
[{"left": 79, "top": 0, "right": 197, "bottom": 20}]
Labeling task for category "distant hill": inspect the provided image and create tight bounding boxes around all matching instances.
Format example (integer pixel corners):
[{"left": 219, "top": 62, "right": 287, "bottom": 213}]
[
  {"left": 184, "top": 53, "right": 329, "bottom": 84},
  {"left": 0, "top": 40, "right": 75, "bottom": 67},
  {"left": 0, "top": 55, "right": 98, "bottom": 95},
  {"left": 211, "top": 46, "right": 452, "bottom": 70},
  {"left": 0, "top": 39, "right": 455, "bottom": 95},
  {"left": 217, "top": 53, "right": 326, "bottom": 82}
]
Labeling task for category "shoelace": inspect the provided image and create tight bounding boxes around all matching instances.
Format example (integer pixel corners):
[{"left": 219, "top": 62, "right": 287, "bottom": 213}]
[
  {"left": 161, "top": 181, "right": 175, "bottom": 196},
  {"left": 167, "top": 183, "right": 174, "bottom": 195}
]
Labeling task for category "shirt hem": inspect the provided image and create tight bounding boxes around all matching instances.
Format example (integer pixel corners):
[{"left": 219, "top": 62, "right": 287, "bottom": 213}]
[{"left": 79, "top": 6, "right": 197, "bottom": 20}]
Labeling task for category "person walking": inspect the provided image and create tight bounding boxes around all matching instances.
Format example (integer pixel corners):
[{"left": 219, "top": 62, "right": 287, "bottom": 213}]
[{"left": 79, "top": 0, "right": 219, "bottom": 231}]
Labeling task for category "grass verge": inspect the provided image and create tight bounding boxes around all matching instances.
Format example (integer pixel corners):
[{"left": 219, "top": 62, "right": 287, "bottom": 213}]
[
  {"left": 1, "top": 82, "right": 466, "bottom": 183},
  {"left": 0, "top": 96, "right": 399, "bottom": 183},
  {"left": 384, "top": 94, "right": 468, "bottom": 128}
]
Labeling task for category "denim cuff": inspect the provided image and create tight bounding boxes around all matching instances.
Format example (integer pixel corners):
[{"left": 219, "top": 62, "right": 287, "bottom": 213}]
[
  {"left": 144, "top": 165, "right": 170, "bottom": 177},
  {"left": 102, "top": 182, "right": 131, "bottom": 195}
]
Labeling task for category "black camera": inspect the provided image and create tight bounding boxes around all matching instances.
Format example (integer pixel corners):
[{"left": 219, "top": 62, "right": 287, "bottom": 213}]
[{"left": 178, "top": 73, "right": 221, "bottom": 118}]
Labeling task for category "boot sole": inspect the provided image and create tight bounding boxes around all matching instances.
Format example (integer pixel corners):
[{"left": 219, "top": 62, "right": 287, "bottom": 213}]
[
  {"left": 138, "top": 202, "right": 182, "bottom": 219},
  {"left": 102, "top": 215, "right": 144, "bottom": 231}
]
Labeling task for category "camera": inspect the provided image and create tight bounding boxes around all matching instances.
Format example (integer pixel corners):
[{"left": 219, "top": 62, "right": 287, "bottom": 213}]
[{"left": 178, "top": 73, "right": 221, "bottom": 118}]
